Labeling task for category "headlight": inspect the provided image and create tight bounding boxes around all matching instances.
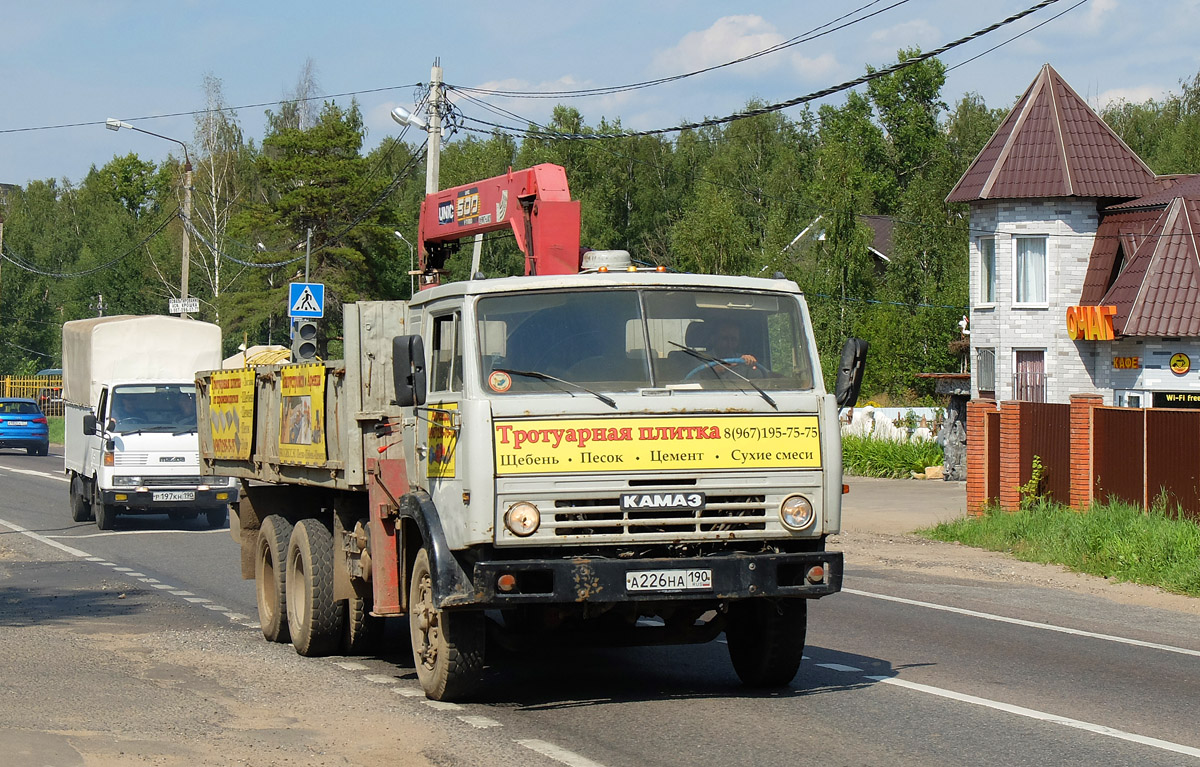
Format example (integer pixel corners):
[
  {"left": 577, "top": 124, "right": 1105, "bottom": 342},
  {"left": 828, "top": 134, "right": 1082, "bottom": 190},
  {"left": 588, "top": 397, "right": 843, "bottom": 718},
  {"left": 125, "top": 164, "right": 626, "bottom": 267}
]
[
  {"left": 112, "top": 476, "right": 142, "bottom": 487},
  {"left": 504, "top": 502, "right": 541, "bottom": 537},
  {"left": 780, "top": 494, "right": 815, "bottom": 531}
]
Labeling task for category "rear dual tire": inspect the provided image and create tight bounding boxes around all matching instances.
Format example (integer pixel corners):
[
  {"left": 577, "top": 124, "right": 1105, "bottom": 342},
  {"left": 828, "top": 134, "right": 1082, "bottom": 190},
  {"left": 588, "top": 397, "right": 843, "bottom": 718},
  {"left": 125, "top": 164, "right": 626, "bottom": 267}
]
[{"left": 285, "top": 519, "right": 343, "bottom": 657}]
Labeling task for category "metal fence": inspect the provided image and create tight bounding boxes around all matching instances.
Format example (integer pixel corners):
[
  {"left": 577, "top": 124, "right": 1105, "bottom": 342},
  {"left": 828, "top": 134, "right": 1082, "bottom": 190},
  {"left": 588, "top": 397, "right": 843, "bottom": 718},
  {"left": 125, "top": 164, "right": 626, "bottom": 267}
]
[
  {"left": 1019, "top": 401, "right": 1071, "bottom": 504},
  {"left": 1093, "top": 406, "right": 1200, "bottom": 520},
  {"left": 0, "top": 375, "right": 63, "bottom": 416}
]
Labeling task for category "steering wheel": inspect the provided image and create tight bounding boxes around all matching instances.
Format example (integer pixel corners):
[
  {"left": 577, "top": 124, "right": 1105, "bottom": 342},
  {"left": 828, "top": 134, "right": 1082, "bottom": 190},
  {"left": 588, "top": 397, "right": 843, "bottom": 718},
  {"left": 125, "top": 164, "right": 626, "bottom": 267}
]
[
  {"left": 114, "top": 417, "right": 145, "bottom": 430},
  {"left": 685, "top": 357, "right": 773, "bottom": 380}
]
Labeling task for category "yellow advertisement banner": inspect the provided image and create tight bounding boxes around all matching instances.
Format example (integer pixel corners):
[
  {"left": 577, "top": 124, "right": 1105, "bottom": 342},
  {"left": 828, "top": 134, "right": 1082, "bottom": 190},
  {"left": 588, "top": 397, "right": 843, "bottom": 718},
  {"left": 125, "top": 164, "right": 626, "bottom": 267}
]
[
  {"left": 279, "top": 363, "right": 326, "bottom": 465},
  {"left": 493, "top": 415, "right": 821, "bottom": 475},
  {"left": 427, "top": 402, "right": 458, "bottom": 478},
  {"left": 208, "top": 369, "right": 256, "bottom": 460}
]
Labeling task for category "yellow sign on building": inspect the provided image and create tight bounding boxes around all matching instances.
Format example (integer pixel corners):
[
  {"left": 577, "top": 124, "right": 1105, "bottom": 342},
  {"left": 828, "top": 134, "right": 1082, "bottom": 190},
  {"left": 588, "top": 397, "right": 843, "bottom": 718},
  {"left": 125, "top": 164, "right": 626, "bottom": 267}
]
[
  {"left": 493, "top": 415, "right": 821, "bottom": 475},
  {"left": 207, "top": 369, "right": 255, "bottom": 460},
  {"left": 279, "top": 363, "right": 326, "bottom": 465}
]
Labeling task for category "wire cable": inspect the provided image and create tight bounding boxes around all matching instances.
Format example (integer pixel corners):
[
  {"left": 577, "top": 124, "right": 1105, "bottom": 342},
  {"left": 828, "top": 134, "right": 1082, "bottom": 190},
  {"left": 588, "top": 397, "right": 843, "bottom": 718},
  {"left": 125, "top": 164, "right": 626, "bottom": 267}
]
[
  {"left": 448, "top": 0, "right": 908, "bottom": 100},
  {"left": 458, "top": 0, "right": 1067, "bottom": 141}
]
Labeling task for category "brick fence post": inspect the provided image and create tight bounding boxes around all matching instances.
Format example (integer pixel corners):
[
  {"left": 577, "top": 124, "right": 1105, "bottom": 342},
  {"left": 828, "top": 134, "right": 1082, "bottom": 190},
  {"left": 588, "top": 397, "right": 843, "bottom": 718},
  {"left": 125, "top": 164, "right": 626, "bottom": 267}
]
[
  {"left": 966, "top": 399, "right": 998, "bottom": 515},
  {"left": 998, "top": 401, "right": 1023, "bottom": 512},
  {"left": 1069, "top": 393, "right": 1103, "bottom": 511}
]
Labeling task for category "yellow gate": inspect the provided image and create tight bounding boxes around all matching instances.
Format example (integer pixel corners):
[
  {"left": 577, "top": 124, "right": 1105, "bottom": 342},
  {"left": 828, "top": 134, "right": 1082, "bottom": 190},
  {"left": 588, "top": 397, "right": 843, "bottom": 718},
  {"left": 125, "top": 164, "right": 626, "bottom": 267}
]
[{"left": 0, "top": 375, "right": 63, "bottom": 416}]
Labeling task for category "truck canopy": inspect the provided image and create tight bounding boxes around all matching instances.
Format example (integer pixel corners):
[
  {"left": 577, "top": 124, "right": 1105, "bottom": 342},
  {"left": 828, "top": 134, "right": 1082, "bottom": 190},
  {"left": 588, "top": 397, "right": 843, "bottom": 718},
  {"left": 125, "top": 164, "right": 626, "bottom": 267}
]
[{"left": 62, "top": 315, "right": 222, "bottom": 407}]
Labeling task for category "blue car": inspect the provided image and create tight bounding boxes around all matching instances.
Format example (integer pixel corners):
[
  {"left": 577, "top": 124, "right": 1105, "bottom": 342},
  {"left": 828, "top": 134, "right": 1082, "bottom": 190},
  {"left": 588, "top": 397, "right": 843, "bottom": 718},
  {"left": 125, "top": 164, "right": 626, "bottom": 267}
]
[{"left": 0, "top": 398, "right": 50, "bottom": 456}]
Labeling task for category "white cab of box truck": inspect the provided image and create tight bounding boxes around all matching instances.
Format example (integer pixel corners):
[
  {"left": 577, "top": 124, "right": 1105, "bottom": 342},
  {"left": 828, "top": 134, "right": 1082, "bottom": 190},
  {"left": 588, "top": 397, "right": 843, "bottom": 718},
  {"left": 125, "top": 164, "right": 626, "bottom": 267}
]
[{"left": 63, "top": 315, "right": 239, "bottom": 530}]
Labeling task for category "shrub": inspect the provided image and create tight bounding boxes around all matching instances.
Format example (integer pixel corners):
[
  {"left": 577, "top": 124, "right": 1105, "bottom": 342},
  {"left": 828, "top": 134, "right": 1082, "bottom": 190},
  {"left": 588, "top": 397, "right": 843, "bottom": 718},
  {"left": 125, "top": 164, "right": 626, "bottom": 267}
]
[{"left": 842, "top": 433, "right": 944, "bottom": 478}]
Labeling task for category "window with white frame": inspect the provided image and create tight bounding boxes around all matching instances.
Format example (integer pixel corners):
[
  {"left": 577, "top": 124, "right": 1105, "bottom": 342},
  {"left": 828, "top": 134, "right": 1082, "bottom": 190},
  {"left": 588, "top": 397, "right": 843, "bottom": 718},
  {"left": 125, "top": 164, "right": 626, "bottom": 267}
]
[
  {"left": 979, "top": 237, "right": 996, "bottom": 303},
  {"left": 1015, "top": 236, "right": 1047, "bottom": 304}
]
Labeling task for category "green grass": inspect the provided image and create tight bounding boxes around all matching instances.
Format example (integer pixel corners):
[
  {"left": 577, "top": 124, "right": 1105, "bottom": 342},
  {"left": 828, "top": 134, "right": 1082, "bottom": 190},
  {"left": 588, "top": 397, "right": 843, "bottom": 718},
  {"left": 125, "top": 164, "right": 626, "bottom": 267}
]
[
  {"left": 842, "top": 434, "right": 944, "bottom": 478},
  {"left": 48, "top": 416, "right": 64, "bottom": 445},
  {"left": 922, "top": 500, "right": 1200, "bottom": 597}
]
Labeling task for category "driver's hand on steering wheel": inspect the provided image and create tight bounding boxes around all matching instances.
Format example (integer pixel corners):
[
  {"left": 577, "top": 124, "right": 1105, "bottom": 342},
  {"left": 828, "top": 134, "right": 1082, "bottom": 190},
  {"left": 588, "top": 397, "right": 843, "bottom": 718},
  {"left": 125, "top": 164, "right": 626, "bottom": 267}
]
[{"left": 738, "top": 354, "right": 758, "bottom": 367}]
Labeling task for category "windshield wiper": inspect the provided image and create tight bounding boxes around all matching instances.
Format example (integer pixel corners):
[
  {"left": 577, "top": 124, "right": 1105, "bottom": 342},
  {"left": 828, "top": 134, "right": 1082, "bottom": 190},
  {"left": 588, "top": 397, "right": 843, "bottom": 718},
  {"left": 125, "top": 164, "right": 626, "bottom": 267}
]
[
  {"left": 497, "top": 368, "right": 618, "bottom": 409},
  {"left": 667, "top": 342, "right": 777, "bottom": 410}
]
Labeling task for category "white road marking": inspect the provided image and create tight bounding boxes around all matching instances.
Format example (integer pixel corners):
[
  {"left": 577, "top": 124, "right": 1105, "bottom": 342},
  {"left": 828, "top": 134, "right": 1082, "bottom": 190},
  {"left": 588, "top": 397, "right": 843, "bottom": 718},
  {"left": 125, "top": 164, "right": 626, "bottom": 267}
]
[
  {"left": 458, "top": 715, "right": 502, "bottom": 728},
  {"left": 0, "top": 517, "right": 89, "bottom": 557},
  {"left": 391, "top": 687, "right": 424, "bottom": 697},
  {"left": 517, "top": 739, "right": 608, "bottom": 767},
  {"left": 363, "top": 674, "right": 397, "bottom": 684},
  {"left": 423, "top": 700, "right": 462, "bottom": 711},
  {"left": 845, "top": 588, "right": 1200, "bottom": 658},
  {"left": 3, "top": 468, "right": 68, "bottom": 482},
  {"left": 0, "top": 516, "right": 255, "bottom": 633},
  {"left": 334, "top": 661, "right": 369, "bottom": 671},
  {"left": 817, "top": 663, "right": 862, "bottom": 672},
  {"left": 869, "top": 675, "right": 1200, "bottom": 759},
  {"left": 50, "top": 528, "right": 227, "bottom": 539}
]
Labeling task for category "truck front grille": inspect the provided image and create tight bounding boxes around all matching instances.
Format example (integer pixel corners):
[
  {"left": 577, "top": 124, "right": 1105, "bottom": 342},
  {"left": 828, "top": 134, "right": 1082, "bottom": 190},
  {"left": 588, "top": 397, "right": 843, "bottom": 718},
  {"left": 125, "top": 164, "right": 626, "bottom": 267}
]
[{"left": 550, "top": 494, "right": 767, "bottom": 536}]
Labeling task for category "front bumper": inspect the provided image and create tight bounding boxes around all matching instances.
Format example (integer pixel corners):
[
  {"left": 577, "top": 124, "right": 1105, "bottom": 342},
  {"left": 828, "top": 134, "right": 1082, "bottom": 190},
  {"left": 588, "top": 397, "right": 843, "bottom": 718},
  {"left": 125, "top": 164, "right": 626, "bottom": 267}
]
[
  {"left": 102, "top": 486, "right": 239, "bottom": 512},
  {"left": 466, "top": 550, "right": 842, "bottom": 607}
]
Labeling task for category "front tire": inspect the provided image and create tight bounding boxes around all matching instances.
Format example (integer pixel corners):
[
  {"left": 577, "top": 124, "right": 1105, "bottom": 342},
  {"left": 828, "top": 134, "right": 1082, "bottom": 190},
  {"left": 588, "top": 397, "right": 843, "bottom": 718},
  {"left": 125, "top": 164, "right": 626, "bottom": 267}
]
[
  {"left": 205, "top": 506, "right": 228, "bottom": 529},
  {"left": 92, "top": 484, "right": 117, "bottom": 531},
  {"left": 726, "top": 598, "right": 807, "bottom": 688},
  {"left": 255, "top": 515, "right": 293, "bottom": 643},
  {"left": 70, "top": 475, "right": 93, "bottom": 523},
  {"left": 285, "top": 519, "right": 343, "bottom": 657},
  {"left": 408, "top": 548, "right": 484, "bottom": 701}
]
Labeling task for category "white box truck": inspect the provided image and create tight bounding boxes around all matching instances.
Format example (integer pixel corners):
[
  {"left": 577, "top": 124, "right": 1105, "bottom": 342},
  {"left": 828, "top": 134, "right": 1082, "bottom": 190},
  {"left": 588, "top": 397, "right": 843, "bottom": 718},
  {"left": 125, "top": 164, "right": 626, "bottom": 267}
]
[{"left": 63, "top": 315, "right": 239, "bottom": 530}]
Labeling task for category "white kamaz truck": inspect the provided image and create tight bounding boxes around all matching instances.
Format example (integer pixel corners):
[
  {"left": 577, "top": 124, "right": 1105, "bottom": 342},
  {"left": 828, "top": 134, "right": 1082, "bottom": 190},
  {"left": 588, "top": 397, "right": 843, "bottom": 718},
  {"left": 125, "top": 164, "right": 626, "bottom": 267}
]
[
  {"left": 196, "top": 166, "right": 866, "bottom": 701},
  {"left": 63, "top": 315, "right": 239, "bottom": 530}
]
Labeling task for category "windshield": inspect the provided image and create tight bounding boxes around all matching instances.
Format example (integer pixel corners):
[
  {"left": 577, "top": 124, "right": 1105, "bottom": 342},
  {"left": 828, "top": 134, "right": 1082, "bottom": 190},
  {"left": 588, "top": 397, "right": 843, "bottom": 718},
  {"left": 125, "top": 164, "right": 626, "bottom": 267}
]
[
  {"left": 109, "top": 384, "right": 198, "bottom": 433},
  {"left": 476, "top": 288, "right": 815, "bottom": 395}
]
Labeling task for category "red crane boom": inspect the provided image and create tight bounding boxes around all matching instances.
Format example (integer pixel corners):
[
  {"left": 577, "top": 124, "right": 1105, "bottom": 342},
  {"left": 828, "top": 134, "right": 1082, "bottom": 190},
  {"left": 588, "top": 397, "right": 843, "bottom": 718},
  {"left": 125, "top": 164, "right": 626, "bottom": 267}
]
[{"left": 416, "top": 164, "right": 581, "bottom": 287}]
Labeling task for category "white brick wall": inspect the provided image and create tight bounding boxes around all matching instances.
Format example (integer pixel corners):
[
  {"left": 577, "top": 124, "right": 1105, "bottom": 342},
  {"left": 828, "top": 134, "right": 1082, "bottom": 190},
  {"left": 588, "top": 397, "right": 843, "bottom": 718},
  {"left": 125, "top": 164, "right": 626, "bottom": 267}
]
[{"left": 968, "top": 199, "right": 1103, "bottom": 404}]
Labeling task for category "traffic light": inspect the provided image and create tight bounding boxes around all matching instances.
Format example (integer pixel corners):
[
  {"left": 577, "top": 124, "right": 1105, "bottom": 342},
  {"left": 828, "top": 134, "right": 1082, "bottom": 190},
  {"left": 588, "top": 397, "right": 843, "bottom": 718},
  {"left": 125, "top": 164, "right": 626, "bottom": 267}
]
[{"left": 292, "top": 319, "right": 318, "bottom": 361}]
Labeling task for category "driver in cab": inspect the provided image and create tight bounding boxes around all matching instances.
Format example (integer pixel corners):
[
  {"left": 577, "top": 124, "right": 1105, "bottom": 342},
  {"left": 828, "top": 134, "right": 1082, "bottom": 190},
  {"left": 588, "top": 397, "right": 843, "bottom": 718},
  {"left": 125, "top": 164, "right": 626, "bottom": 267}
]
[{"left": 711, "top": 320, "right": 759, "bottom": 371}]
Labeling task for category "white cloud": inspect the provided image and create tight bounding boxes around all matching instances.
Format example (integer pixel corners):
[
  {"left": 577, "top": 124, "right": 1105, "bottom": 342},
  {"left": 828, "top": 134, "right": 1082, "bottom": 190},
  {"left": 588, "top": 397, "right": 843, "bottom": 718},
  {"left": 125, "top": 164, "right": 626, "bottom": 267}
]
[
  {"left": 1083, "top": 0, "right": 1118, "bottom": 32},
  {"left": 1096, "top": 84, "right": 1170, "bottom": 108},
  {"left": 868, "top": 19, "right": 939, "bottom": 51},
  {"left": 652, "top": 15, "right": 786, "bottom": 75},
  {"left": 790, "top": 52, "right": 839, "bottom": 83}
]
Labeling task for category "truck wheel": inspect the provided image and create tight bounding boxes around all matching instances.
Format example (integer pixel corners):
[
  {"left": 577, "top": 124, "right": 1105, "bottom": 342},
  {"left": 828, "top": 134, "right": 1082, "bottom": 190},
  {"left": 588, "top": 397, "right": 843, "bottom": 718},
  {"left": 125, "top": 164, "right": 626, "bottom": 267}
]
[
  {"left": 255, "top": 515, "right": 294, "bottom": 643},
  {"left": 205, "top": 506, "right": 228, "bottom": 529},
  {"left": 92, "top": 484, "right": 117, "bottom": 531},
  {"left": 342, "top": 595, "right": 379, "bottom": 655},
  {"left": 285, "top": 519, "right": 343, "bottom": 657},
  {"left": 725, "top": 598, "right": 807, "bottom": 688},
  {"left": 408, "top": 548, "right": 484, "bottom": 701},
  {"left": 70, "top": 475, "right": 93, "bottom": 523}
]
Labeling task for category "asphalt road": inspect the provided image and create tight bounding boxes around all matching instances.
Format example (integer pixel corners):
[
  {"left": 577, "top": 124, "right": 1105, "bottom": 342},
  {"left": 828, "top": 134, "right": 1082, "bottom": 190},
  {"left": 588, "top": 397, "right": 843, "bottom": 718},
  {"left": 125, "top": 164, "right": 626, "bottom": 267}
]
[{"left": 3, "top": 448, "right": 1200, "bottom": 766}]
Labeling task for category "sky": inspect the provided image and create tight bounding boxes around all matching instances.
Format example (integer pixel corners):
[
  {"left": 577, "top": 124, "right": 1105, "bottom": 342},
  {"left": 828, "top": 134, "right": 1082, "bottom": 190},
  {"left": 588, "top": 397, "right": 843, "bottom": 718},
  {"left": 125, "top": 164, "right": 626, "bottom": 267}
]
[{"left": 4, "top": 0, "right": 1200, "bottom": 188}]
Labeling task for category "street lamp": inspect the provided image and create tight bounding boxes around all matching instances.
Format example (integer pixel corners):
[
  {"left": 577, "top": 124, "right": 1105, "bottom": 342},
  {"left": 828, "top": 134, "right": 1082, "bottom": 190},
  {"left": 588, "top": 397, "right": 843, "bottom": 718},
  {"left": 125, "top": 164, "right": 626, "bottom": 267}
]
[
  {"left": 390, "top": 60, "right": 443, "bottom": 196},
  {"left": 106, "top": 118, "right": 194, "bottom": 319},
  {"left": 394, "top": 231, "right": 416, "bottom": 296}
]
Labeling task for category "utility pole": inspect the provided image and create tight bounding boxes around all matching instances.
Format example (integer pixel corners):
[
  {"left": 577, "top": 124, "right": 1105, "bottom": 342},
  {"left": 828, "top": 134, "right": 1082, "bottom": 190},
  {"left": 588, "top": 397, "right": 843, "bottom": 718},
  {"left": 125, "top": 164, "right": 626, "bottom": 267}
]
[
  {"left": 426, "top": 60, "right": 443, "bottom": 195},
  {"left": 181, "top": 159, "right": 193, "bottom": 319}
]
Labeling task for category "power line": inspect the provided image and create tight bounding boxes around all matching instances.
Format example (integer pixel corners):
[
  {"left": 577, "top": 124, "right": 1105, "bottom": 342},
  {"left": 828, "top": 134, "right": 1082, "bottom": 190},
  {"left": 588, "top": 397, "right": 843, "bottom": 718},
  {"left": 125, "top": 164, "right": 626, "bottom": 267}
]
[
  {"left": 457, "top": 0, "right": 1068, "bottom": 141},
  {"left": 0, "top": 209, "right": 180, "bottom": 277},
  {"left": 447, "top": 0, "right": 909, "bottom": 100},
  {"left": 0, "top": 83, "right": 422, "bottom": 135},
  {"left": 945, "top": 0, "right": 1088, "bottom": 73}
]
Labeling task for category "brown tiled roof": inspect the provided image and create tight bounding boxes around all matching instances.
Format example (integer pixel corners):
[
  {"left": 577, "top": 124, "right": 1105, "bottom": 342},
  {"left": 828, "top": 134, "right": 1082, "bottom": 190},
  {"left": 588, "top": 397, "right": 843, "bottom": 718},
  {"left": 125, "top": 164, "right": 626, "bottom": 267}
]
[
  {"left": 1079, "top": 209, "right": 1161, "bottom": 304},
  {"left": 947, "top": 64, "right": 1158, "bottom": 203},
  {"left": 861, "top": 215, "right": 894, "bottom": 259},
  {"left": 1105, "top": 174, "right": 1200, "bottom": 210},
  {"left": 1100, "top": 197, "right": 1200, "bottom": 336}
]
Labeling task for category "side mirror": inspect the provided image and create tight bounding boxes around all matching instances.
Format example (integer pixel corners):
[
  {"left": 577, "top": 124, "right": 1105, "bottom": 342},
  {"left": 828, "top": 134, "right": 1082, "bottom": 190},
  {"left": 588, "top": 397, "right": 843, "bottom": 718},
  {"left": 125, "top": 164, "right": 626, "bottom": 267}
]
[
  {"left": 82, "top": 413, "right": 97, "bottom": 435},
  {"left": 392, "top": 335, "right": 427, "bottom": 407},
  {"left": 834, "top": 337, "right": 868, "bottom": 409}
]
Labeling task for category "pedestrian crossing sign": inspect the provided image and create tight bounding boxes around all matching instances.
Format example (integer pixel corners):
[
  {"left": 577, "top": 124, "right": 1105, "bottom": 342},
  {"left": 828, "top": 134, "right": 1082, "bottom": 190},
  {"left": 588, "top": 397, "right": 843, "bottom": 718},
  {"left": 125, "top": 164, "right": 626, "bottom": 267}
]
[{"left": 289, "top": 283, "right": 325, "bottom": 318}]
